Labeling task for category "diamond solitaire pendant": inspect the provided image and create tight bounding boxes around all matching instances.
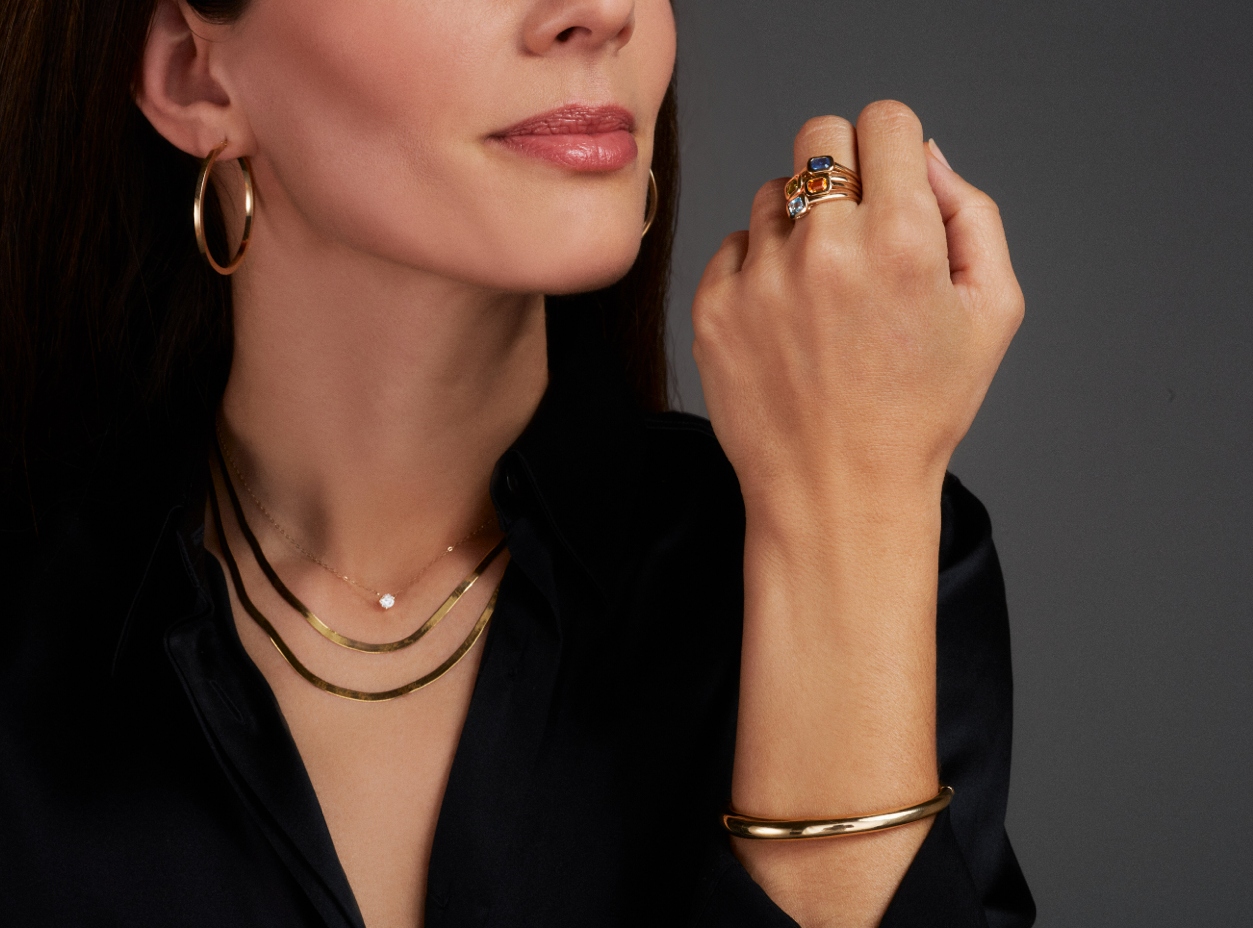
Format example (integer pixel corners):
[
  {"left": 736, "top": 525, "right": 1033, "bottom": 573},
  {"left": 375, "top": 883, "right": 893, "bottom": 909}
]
[{"left": 379, "top": 594, "right": 396, "bottom": 610}]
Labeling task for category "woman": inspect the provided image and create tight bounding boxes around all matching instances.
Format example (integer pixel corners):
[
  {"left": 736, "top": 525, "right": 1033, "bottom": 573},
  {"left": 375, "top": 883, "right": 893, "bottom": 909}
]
[{"left": 0, "top": 0, "right": 1032, "bottom": 926}]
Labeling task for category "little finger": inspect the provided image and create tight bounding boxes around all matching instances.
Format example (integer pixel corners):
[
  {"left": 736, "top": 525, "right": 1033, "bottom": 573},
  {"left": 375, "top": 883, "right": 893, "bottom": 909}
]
[
  {"left": 742, "top": 178, "right": 793, "bottom": 268},
  {"left": 698, "top": 230, "right": 751, "bottom": 288}
]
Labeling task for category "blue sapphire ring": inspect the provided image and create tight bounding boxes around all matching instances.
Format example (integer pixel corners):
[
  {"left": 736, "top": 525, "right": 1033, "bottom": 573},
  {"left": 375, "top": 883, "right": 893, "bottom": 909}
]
[{"left": 785, "top": 155, "right": 862, "bottom": 219}]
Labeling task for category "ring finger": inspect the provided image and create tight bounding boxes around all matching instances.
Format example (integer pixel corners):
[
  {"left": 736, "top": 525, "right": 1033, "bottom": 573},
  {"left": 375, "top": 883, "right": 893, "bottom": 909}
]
[{"left": 789, "top": 115, "right": 860, "bottom": 226}]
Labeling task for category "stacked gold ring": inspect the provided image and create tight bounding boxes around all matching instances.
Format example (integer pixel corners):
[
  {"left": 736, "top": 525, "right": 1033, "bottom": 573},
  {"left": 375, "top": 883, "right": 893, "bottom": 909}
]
[{"left": 785, "top": 155, "right": 862, "bottom": 219}]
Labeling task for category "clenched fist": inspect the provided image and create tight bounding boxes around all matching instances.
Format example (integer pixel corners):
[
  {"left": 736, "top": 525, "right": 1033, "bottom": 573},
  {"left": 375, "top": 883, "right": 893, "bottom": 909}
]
[{"left": 693, "top": 100, "right": 1022, "bottom": 525}]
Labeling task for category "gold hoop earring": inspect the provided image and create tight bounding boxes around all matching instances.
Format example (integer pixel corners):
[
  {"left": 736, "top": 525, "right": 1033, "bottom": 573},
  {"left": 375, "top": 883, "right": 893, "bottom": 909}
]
[
  {"left": 642, "top": 169, "right": 659, "bottom": 238},
  {"left": 193, "top": 140, "right": 254, "bottom": 276}
]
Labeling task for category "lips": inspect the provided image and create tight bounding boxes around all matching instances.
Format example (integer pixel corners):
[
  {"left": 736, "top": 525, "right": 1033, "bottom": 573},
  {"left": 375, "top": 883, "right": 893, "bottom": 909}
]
[{"left": 493, "top": 105, "right": 638, "bottom": 172}]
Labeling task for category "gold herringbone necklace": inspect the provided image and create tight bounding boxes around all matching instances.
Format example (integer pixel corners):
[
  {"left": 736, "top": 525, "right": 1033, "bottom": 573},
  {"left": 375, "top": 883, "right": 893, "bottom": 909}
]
[
  {"left": 216, "top": 424, "right": 492, "bottom": 610},
  {"left": 209, "top": 476, "right": 501, "bottom": 703},
  {"left": 213, "top": 441, "right": 505, "bottom": 653}
]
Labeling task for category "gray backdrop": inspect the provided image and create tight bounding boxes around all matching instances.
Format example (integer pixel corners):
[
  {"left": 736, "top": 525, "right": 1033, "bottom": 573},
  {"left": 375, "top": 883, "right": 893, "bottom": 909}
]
[{"left": 666, "top": 1, "right": 1252, "bottom": 924}]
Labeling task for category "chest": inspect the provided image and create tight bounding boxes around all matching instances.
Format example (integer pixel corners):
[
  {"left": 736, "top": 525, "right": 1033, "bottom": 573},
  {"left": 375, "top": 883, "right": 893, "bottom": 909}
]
[{"left": 232, "top": 591, "right": 487, "bottom": 928}]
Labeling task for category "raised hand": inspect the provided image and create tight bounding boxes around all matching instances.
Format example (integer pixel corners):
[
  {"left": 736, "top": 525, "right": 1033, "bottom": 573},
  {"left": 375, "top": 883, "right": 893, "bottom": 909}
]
[
  {"left": 692, "top": 101, "right": 1023, "bottom": 927},
  {"left": 694, "top": 101, "right": 1022, "bottom": 520}
]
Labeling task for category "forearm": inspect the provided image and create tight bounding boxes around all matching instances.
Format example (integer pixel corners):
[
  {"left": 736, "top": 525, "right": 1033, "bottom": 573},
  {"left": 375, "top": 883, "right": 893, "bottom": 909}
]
[
  {"left": 731, "top": 474, "right": 945, "bottom": 928},
  {"left": 691, "top": 100, "right": 1022, "bottom": 927}
]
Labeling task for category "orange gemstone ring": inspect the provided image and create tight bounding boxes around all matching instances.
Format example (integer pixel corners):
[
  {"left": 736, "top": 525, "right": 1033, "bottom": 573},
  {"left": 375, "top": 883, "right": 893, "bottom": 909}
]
[{"left": 785, "top": 155, "right": 862, "bottom": 218}]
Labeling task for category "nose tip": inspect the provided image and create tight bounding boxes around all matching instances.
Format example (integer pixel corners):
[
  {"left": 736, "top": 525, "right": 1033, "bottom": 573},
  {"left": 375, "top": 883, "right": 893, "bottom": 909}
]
[{"left": 524, "top": 0, "right": 636, "bottom": 55}]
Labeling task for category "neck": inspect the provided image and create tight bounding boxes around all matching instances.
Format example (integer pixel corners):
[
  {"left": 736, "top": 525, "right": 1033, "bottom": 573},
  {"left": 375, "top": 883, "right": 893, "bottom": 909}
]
[{"left": 219, "top": 222, "right": 547, "bottom": 585}]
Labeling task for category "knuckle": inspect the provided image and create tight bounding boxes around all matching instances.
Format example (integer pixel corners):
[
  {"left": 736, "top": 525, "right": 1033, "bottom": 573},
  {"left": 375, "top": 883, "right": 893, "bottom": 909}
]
[
  {"left": 962, "top": 191, "right": 1003, "bottom": 229},
  {"left": 868, "top": 211, "right": 935, "bottom": 263},
  {"left": 858, "top": 99, "right": 921, "bottom": 136},
  {"left": 690, "top": 335, "right": 711, "bottom": 370},
  {"left": 799, "top": 234, "right": 854, "bottom": 276},
  {"left": 985, "top": 282, "right": 1025, "bottom": 341},
  {"left": 753, "top": 266, "right": 792, "bottom": 307},
  {"left": 1007, "top": 283, "right": 1026, "bottom": 325},
  {"left": 970, "top": 188, "right": 1001, "bottom": 215},
  {"left": 690, "top": 293, "right": 721, "bottom": 345},
  {"left": 798, "top": 114, "right": 854, "bottom": 140},
  {"left": 692, "top": 279, "right": 746, "bottom": 348},
  {"left": 752, "top": 179, "right": 786, "bottom": 212}
]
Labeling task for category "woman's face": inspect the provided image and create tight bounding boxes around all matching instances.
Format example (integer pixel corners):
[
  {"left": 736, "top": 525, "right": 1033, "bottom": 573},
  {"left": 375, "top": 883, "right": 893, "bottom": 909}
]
[{"left": 207, "top": 0, "right": 676, "bottom": 294}]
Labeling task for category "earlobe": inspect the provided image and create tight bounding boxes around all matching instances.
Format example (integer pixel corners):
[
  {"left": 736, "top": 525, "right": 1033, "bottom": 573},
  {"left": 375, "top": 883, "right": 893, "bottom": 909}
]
[{"left": 134, "top": 0, "right": 247, "bottom": 159}]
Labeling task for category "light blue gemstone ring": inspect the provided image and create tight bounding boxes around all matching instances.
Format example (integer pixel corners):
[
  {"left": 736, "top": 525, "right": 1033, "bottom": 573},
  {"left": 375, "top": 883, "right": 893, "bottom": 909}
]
[{"left": 785, "top": 155, "right": 862, "bottom": 219}]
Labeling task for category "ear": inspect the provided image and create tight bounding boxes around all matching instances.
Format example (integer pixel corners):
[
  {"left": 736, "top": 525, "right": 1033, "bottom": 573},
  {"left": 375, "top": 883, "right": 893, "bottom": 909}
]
[{"left": 134, "top": 0, "right": 254, "bottom": 159}]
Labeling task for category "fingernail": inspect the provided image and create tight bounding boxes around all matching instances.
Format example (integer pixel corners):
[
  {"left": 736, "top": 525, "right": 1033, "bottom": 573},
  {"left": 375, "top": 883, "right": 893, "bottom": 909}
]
[{"left": 927, "top": 138, "right": 953, "bottom": 170}]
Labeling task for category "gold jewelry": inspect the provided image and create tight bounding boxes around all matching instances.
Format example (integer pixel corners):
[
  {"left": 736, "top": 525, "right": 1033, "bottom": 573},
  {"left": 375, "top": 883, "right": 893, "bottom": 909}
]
[
  {"left": 642, "top": 169, "right": 659, "bottom": 238},
  {"left": 194, "top": 140, "right": 254, "bottom": 275},
  {"left": 722, "top": 786, "right": 953, "bottom": 840},
  {"left": 785, "top": 155, "right": 862, "bottom": 219},
  {"left": 209, "top": 478, "right": 501, "bottom": 702},
  {"left": 216, "top": 425, "right": 491, "bottom": 609},
  {"left": 213, "top": 442, "right": 504, "bottom": 653}
]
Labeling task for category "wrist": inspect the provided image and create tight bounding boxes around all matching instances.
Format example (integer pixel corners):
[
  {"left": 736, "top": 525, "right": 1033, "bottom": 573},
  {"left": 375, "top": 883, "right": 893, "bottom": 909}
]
[
  {"left": 739, "top": 459, "right": 946, "bottom": 540},
  {"left": 740, "top": 476, "right": 944, "bottom": 591},
  {"left": 734, "top": 467, "right": 943, "bottom": 822}
]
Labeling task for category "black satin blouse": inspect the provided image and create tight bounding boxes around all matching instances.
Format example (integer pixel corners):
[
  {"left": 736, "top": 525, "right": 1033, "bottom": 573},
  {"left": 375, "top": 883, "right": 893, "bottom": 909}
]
[{"left": 0, "top": 321, "right": 1034, "bottom": 927}]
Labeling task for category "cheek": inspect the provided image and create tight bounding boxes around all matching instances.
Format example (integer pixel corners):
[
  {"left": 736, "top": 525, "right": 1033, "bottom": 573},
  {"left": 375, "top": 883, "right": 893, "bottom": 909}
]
[
  {"left": 232, "top": 0, "right": 672, "bottom": 294},
  {"left": 234, "top": 0, "right": 477, "bottom": 233},
  {"left": 640, "top": 0, "right": 679, "bottom": 91}
]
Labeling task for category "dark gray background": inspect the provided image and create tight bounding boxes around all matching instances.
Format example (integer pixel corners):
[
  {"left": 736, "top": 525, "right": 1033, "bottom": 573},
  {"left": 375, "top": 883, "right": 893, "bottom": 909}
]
[{"left": 666, "top": 1, "right": 1252, "bottom": 924}]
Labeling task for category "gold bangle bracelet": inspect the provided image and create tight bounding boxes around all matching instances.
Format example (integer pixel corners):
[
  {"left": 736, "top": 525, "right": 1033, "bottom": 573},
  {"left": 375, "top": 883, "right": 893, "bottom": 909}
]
[{"left": 722, "top": 786, "right": 953, "bottom": 840}]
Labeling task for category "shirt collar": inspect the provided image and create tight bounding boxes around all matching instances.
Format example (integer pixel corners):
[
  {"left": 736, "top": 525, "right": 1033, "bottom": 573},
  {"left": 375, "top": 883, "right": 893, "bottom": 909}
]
[{"left": 491, "top": 305, "right": 651, "bottom": 602}]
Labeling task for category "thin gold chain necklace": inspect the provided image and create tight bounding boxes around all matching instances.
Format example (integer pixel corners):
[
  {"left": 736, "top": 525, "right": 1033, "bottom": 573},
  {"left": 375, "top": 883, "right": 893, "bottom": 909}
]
[
  {"left": 216, "top": 424, "right": 491, "bottom": 610},
  {"left": 214, "top": 442, "right": 505, "bottom": 653},
  {"left": 208, "top": 472, "right": 502, "bottom": 703}
]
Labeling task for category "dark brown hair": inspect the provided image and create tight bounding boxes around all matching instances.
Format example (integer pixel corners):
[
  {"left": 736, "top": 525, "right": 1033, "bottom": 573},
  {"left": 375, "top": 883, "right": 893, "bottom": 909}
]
[{"left": 0, "top": 0, "right": 677, "bottom": 525}]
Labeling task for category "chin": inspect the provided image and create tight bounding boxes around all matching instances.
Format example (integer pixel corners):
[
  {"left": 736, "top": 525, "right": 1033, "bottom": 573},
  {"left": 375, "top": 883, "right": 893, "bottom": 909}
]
[
  {"left": 478, "top": 222, "right": 645, "bottom": 296},
  {"left": 545, "top": 244, "right": 643, "bottom": 295}
]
